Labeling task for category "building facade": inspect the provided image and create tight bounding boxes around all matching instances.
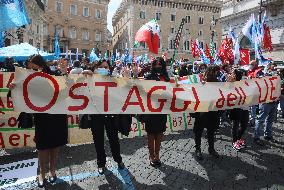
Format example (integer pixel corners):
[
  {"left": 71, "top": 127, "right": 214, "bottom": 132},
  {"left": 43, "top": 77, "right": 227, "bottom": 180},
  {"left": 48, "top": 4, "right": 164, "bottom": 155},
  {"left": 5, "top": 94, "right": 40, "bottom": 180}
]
[
  {"left": 220, "top": 0, "right": 284, "bottom": 62},
  {"left": 4, "top": 0, "right": 46, "bottom": 49},
  {"left": 112, "top": 0, "right": 222, "bottom": 60},
  {"left": 42, "top": 0, "right": 110, "bottom": 56}
]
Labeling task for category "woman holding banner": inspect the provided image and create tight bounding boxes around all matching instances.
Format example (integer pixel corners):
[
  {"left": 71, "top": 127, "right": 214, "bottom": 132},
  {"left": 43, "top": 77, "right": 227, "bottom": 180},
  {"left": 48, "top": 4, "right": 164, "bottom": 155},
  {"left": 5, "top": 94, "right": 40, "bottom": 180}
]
[
  {"left": 10, "top": 55, "right": 68, "bottom": 188},
  {"left": 83, "top": 59, "right": 126, "bottom": 175},
  {"left": 192, "top": 65, "right": 221, "bottom": 161},
  {"left": 139, "top": 57, "right": 169, "bottom": 167}
]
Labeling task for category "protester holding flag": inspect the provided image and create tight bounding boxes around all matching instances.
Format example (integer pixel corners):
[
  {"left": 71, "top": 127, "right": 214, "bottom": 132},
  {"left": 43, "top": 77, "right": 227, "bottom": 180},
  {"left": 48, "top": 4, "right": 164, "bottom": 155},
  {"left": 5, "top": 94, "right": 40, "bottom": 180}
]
[
  {"left": 10, "top": 54, "right": 68, "bottom": 188},
  {"left": 139, "top": 57, "right": 169, "bottom": 167},
  {"left": 192, "top": 65, "right": 221, "bottom": 160}
]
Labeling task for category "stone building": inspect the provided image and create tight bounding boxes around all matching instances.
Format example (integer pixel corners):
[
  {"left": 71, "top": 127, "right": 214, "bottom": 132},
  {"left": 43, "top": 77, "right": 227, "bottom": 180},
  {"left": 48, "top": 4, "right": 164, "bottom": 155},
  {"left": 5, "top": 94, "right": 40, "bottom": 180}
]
[
  {"left": 42, "top": 0, "right": 110, "bottom": 56},
  {"left": 4, "top": 0, "right": 46, "bottom": 50},
  {"left": 112, "top": 0, "right": 222, "bottom": 60},
  {"left": 220, "top": 0, "right": 284, "bottom": 62}
]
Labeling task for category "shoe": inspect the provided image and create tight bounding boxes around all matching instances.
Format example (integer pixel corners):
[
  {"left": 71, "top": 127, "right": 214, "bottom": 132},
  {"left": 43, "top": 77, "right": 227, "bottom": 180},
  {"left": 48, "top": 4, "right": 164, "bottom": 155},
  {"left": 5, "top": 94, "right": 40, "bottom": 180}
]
[
  {"left": 37, "top": 177, "right": 47, "bottom": 188},
  {"left": 238, "top": 139, "right": 246, "bottom": 148},
  {"left": 118, "top": 162, "right": 125, "bottom": 170},
  {"left": 195, "top": 149, "right": 204, "bottom": 161},
  {"left": 48, "top": 175, "right": 57, "bottom": 183},
  {"left": 253, "top": 138, "right": 264, "bottom": 146},
  {"left": 233, "top": 141, "right": 242, "bottom": 151},
  {"left": 155, "top": 160, "right": 162, "bottom": 167},
  {"left": 98, "top": 167, "right": 106, "bottom": 175},
  {"left": 209, "top": 149, "right": 219, "bottom": 159},
  {"left": 150, "top": 160, "right": 156, "bottom": 167},
  {"left": 264, "top": 136, "right": 277, "bottom": 143}
]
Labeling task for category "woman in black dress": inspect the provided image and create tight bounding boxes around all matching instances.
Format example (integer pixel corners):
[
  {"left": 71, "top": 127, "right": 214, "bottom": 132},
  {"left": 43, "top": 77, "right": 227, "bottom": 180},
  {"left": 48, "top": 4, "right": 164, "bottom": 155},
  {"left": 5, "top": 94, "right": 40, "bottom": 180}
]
[
  {"left": 140, "top": 57, "right": 169, "bottom": 167},
  {"left": 12, "top": 55, "right": 68, "bottom": 188}
]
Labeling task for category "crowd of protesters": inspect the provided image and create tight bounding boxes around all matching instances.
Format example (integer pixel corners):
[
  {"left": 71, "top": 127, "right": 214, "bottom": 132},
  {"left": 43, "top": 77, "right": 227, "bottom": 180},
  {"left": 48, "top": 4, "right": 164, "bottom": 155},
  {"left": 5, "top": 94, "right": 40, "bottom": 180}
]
[{"left": 1, "top": 54, "right": 284, "bottom": 188}]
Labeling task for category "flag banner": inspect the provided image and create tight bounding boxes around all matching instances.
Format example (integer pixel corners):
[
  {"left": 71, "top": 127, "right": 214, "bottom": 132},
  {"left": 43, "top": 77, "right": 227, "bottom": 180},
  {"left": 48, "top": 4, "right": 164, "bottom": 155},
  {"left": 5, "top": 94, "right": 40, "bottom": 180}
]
[
  {"left": 0, "top": 158, "right": 38, "bottom": 189},
  {"left": 240, "top": 49, "right": 250, "bottom": 65},
  {"left": 0, "top": 0, "right": 30, "bottom": 31},
  {"left": 0, "top": 112, "right": 194, "bottom": 149},
  {"left": 10, "top": 68, "right": 281, "bottom": 114}
]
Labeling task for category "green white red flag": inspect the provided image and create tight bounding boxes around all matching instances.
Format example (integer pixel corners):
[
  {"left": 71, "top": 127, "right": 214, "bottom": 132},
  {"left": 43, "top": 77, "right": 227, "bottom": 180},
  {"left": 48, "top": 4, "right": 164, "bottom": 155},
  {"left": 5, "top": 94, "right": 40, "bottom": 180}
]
[{"left": 135, "top": 19, "right": 160, "bottom": 54}]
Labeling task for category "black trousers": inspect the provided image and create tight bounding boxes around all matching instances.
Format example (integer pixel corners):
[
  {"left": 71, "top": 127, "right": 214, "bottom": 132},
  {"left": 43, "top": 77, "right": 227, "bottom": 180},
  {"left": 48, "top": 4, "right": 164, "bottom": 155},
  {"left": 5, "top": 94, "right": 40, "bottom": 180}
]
[
  {"left": 90, "top": 116, "right": 122, "bottom": 167},
  {"left": 193, "top": 112, "right": 219, "bottom": 151},
  {"left": 231, "top": 109, "right": 249, "bottom": 143}
]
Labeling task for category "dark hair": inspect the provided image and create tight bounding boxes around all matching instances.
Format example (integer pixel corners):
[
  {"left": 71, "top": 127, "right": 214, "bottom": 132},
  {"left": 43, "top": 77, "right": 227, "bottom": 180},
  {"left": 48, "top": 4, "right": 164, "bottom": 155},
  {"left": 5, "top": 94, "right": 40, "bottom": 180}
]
[
  {"left": 73, "top": 60, "right": 81, "bottom": 68},
  {"left": 27, "top": 54, "right": 50, "bottom": 73},
  {"left": 84, "top": 58, "right": 90, "bottom": 63},
  {"left": 151, "top": 57, "right": 170, "bottom": 82},
  {"left": 204, "top": 65, "right": 220, "bottom": 82},
  {"left": 97, "top": 59, "right": 110, "bottom": 67}
]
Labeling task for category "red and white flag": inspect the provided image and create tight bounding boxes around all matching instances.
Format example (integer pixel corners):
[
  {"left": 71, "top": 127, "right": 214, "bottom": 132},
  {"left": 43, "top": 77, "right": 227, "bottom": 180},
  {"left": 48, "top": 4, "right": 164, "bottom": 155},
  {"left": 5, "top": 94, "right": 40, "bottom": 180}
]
[{"left": 240, "top": 49, "right": 250, "bottom": 65}]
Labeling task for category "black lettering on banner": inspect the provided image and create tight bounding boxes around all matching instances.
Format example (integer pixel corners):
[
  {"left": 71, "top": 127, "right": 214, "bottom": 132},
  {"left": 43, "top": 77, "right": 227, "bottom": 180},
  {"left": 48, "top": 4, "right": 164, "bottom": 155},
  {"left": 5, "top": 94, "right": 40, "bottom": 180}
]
[{"left": 0, "top": 178, "right": 18, "bottom": 187}]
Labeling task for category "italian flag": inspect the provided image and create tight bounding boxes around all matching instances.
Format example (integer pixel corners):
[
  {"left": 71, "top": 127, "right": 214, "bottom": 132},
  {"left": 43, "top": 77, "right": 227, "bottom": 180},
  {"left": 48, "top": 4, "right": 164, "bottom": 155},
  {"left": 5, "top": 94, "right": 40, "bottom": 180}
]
[{"left": 135, "top": 19, "right": 160, "bottom": 54}]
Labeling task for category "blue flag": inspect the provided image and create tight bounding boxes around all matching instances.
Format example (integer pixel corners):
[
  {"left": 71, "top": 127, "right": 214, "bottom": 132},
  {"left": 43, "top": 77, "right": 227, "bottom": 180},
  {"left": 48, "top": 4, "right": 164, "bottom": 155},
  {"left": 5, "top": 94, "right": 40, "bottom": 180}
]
[
  {"left": 0, "top": 0, "right": 30, "bottom": 31},
  {"left": 54, "top": 35, "right": 61, "bottom": 59},
  {"left": 0, "top": 31, "right": 5, "bottom": 48}
]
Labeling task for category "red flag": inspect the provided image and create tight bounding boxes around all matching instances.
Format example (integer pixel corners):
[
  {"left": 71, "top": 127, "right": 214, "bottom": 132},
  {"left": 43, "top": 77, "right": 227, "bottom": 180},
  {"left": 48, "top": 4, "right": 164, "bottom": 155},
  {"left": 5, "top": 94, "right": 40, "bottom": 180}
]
[
  {"left": 191, "top": 39, "right": 200, "bottom": 58},
  {"left": 240, "top": 49, "right": 250, "bottom": 65},
  {"left": 263, "top": 24, "right": 273, "bottom": 52},
  {"left": 218, "top": 36, "right": 234, "bottom": 64},
  {"left": 135, "top": 20, "right": 160, "bottom": 54}
]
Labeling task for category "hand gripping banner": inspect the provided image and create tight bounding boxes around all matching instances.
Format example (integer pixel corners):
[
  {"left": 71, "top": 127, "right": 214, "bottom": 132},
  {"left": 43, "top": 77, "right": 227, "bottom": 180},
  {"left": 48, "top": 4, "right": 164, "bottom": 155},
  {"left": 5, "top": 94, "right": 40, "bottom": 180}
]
[{"left": 11, "top": 68, "right": 281, "bottom": 114}]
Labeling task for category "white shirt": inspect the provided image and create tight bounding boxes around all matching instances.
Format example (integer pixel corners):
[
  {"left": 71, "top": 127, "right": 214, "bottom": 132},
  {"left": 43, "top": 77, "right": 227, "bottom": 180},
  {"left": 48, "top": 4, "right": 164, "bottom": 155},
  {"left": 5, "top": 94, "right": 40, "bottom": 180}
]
[{"left": 70, "top": 67, "right": 83, "bottom": 74}]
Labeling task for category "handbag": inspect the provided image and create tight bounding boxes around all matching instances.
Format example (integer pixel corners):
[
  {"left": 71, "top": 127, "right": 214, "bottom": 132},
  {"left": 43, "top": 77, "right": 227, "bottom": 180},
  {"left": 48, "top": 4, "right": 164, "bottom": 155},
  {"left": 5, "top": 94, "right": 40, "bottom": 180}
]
[
  {"left": 78, "top": 114, "right": 93, "bottom": 129},
  {"left": 17, "top": 112, "right": 33, "bottom": 128},
  {"left": 115, "top": 115, "right": 133, "bottom": 136}
]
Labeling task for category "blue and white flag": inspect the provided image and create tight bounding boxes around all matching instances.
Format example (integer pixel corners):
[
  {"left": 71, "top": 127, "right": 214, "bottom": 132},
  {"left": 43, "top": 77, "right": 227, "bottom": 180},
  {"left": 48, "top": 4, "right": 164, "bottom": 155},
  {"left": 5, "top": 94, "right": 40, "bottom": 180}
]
[
  {"left": 234, "top": 37, "right": 240, "bottom": 64},
  {"left": 75, "top": 48, "right": 79, "bottom": 61},
  {"left": 54, "top": 35, "right": 61, "bottom": 59},
  {"left": 242, "top": 14, "right": 255, "bottom": 42},
  {"left": 228, "top": 26, "right": 237, "bottom": 45},
  {"left": 258, "top": 11, "right": 266, "bottom": 43},
  {"left": 0, "top": 0, "right": 30, "bottom": 31}
]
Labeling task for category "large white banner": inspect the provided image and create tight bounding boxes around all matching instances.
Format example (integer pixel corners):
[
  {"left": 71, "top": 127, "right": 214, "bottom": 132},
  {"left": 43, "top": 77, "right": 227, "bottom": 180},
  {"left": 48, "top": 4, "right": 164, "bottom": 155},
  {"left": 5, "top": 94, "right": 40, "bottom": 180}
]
[
  {"left": 12, "top": 68, "right": 281, "bottom": 114},
  {"left": 0, "top": 158, "right": 38, "bottom": 189}
]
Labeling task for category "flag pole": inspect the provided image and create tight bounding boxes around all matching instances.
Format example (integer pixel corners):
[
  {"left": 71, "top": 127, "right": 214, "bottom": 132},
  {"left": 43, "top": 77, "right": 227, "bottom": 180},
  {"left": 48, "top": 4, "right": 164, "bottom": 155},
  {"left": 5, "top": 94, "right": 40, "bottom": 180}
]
[{"left": 170, "top": 18, "right": 186, "bottom": 68}]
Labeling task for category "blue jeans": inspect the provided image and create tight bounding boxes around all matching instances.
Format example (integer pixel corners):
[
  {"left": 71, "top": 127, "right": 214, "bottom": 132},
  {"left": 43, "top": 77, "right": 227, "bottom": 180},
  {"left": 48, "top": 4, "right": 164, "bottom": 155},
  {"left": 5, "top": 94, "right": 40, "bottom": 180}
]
[
  {"left": 280, "top": 95, "right": 284, "bottom": 118},
  {"left": 254, "top": 102, "right": 278, "bottom": 139},
  {"left": 250, "top": 105, "right": 257, "bottom": 124}
]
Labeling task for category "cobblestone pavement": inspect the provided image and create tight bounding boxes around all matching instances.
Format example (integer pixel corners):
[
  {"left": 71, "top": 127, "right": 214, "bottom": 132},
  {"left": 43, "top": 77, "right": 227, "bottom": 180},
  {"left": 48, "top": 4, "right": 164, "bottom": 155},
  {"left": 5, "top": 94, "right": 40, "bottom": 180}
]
[{"left": 1, "top": 120, "right": 284, "bottom": 190}]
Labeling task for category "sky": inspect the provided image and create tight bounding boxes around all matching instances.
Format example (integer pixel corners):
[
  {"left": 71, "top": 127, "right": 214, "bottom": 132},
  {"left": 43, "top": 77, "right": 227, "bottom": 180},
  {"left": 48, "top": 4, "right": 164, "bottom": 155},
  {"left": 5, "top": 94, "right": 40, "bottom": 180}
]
[{"left": 107, "top": 0, "right": 123, "bottom": 34}]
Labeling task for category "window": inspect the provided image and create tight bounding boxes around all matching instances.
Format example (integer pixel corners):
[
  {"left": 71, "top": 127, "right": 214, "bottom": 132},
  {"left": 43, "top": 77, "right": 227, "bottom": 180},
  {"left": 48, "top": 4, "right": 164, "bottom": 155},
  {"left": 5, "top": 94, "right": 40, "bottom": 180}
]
[
  {"left": 70, "top": 4, "right": 77, "bottom": 15},
  {"left": 184, "top": 41, "right": 190, "bottom": 50},
  {"left": 200, "top": 41, "right": 204, "bottom": 49},
  {"left": 55, "top": 25, "right": 63, "bottom": 36},
  {"left": 169, "top": 39, "right": 175, "bottom": 49},
  {"left": 198, "top": 30, "right": 203, "bottom": 36},
  {"left": 55, "top": 1, "right": 62, "bottom": 12},
  {"left": 140, "top": 11, "right": 145, "bottom": 19},
  {"left": 170, "top": 28, "right": 174, "bottom": 34},
  {"left": 171, "top": 14, "right": 176, "bottom": 22},
  {"left": 185, "top": 16, "right": 190, "bottom": 23},
  {"left": 199, "top": 17, "right": 204, "bottom": 24},
  {"left": 96, "top": 0, "right": 101, "bottom": 3},
  {"left": 29, "top": 39, "right": 33, "bottom": 46},
  {"left": 37, "top": 25, "right": 39, "bottom": 34},
  {"left": 95, "top": 31, "right": 101, "bottom": 42},
  {"left": 69, "top": 27, "right": 76, "bottom": 39},
  {"left": 82, "top": 29, "right": 89, "bottom": 40},
  {"left": 156, "top": 13, "right": 161, "bottom": 20},
  {"left": 95, "top": 10, "right": 101, "bottom": 19},
  {"left": 83, "top": 7, "right": 89, "bottom": 17}
]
